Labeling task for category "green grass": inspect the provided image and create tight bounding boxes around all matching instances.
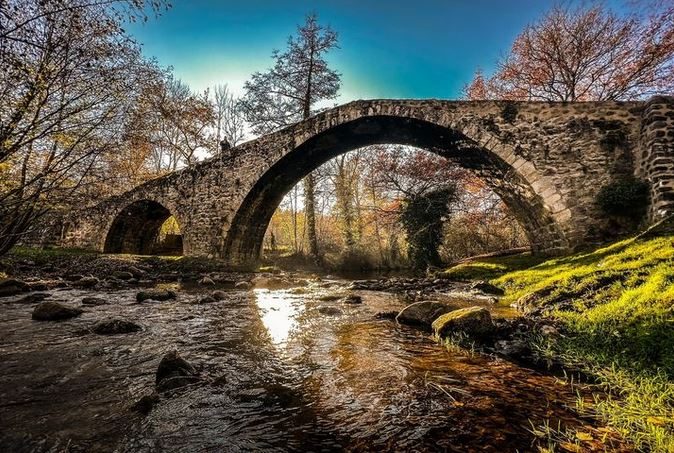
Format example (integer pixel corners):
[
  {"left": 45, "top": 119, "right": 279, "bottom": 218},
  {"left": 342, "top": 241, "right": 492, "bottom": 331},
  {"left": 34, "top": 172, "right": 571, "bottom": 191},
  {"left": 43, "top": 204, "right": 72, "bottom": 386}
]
[
  {"left": 442, "top": 236, "right": 674, "bottom": 451},
  {"left": 439, "top": 252, "right": 548, "bottom": 280}
]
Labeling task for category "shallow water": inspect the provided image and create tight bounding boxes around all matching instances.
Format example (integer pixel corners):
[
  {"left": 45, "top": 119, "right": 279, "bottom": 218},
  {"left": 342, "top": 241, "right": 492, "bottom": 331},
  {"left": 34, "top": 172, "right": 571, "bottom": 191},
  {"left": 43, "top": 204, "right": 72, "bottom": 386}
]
[{"left": 0, "top": 280, "right": 625, "bottom": 452}]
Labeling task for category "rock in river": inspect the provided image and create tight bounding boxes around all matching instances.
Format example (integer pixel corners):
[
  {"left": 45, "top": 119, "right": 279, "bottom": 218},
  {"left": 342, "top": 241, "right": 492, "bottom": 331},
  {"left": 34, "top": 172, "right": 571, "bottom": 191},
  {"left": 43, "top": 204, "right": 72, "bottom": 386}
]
[
  {"left": 92, "top": 319, "right": 142, "bottom": 335},
  {"left": 131, "top": 392, "right": 160, "bottom": 415},
  {"left": 112, "top": 271, "right": 134, "bottom": 280},
  {"left": 470, "top": 280, "right": 504, "bottom": 296},
  {"left": 72, "top": 276, "right": 99, "bottom": 289},
  {"left": 235, "top": 281, "right": 252, "bottom": 290},
  {"left": 81, "top": 297, "right": 108, "bottom": 306},
  {"left": 199, "top": 277, "right": 215, "bottom": 286},
  {"left": 14, "top": 293, "right": 50, "bottom": 304},
  {"left": 155, "top": 351, "right": 201, "bottom": 392},
  {"left": 136, "top": 289, "right": 176, "bottom": 302},
  {"left": 432, "top": 306, "right": 494, "bottom": 339},
  {"left": 318, "top": 306, "right": 343, "bottom": 316},
  {"left": 396, "top": 301, "right": 456, "bottom": 328},
  {"left": 211, "top": 290, "right": 227, "bottom": 300},
  {"left": 0, "top": 278, "right": 29, "bottom": 297},
  {"left": 32, "top": 301, "right": 83, "bottom": 321},
  {"left": 341, "top": 294, "right": 362, "bottom": 304}
]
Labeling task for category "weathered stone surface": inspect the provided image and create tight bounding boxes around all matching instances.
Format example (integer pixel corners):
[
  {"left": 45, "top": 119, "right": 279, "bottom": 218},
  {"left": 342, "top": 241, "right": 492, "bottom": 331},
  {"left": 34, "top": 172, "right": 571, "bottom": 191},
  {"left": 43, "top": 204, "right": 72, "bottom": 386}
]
[
  {"left": 199, "top": 277, "right": 215, "bottom": 286},
  {"left": 470, "top": 281, "right": 505, "bottom": 296},
  {"left": 211, "top": 290, "right": 227, "bottom": 300},
  {"left": 0, "top": 278, "right": 29, "bottom": 297},
  {"left": 14, "top": 293, "right": 50, "bottom": 304},
  {"left": 318, "top": 306, "right": 342, "bottom": 316},
  {"left": 81, "top": 297, "right": 108, "bottom": 306},
  {"left": 32, "top": 301, "right": 83, "bottom": 321},
  {"left": 131, "top": 392, "right": 160, "bottom": 415},
  {"left": 318, "top": 294, "right": 343, "bottom": 302},
  {"left": 72, "top": 276, "right": 99, "bottom": 288},
  {"left": 396, "top": 301, "right": 456, "bottom": 328},
  {"left": 432, "top": 306, "right": 494, "bottom": 339},
  {"left": 136, "top": 289, "right": 176, "bottom": 302},
  {"left": 341, "top": 294, "right": 362, "bottom": 304},
  {"left": 155, "top": 351, "right": 200, "bottom": 392},
  {"left": 112, "top": 271, "right": 134, "bottom": 280},
  {"left": 252, "top": 276, "right": 291, "bottom": 289},
  {"left": 37, "top": 97, "right": 674, "bottom": 265},
  {"left": 196, "top": 295, "right": 216, "bottom": 304},
  {"left": 234, "top": 280, "right": 252, "bottom": 290},
  {"left": 92, "top": 319, "right": 142, "bottom": 334}
]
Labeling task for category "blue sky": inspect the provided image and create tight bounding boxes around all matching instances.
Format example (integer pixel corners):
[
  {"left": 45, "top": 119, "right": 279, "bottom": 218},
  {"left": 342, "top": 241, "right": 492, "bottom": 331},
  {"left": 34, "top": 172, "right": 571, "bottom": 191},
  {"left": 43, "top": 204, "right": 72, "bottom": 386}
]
[{"left": 127, "top": 0, "right": 626, "bottom": 101}]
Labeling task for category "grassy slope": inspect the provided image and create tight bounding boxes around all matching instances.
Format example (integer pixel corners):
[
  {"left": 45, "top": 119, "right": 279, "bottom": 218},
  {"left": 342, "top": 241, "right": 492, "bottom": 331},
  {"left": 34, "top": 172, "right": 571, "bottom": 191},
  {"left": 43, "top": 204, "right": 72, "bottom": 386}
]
[{"left": 444, "top": 236, "right": 674, "bottom": 451}]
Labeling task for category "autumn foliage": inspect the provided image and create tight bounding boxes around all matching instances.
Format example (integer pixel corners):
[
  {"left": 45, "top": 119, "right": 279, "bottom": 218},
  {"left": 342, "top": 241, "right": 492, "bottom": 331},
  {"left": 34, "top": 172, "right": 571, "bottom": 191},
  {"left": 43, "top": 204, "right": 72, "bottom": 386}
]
[{"left": 464, "top": 2, "right": 674, "bottom": 101}]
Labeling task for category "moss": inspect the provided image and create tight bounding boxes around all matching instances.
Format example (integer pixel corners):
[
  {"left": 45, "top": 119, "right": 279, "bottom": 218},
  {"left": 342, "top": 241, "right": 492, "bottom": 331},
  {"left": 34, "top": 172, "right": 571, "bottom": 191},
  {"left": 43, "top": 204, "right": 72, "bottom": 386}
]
[
  {"left": 484, "top": 235, "right": 674, "bottom": 451},
  {"left": 432, "top": 306, "right": 493, "bottom": 338},
  {"left": 440, "top": 252, "right": 547, "bottom": 280}
]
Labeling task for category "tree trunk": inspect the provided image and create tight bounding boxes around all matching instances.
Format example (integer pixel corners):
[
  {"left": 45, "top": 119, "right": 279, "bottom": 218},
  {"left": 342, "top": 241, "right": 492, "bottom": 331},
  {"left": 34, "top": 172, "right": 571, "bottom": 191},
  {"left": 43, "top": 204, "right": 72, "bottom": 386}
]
[
  {"left": 303, "top": 173, "right": 319, "bottom": 261},
  {"left": 302, "top": 51, "right": 320, "bottom": 262}
]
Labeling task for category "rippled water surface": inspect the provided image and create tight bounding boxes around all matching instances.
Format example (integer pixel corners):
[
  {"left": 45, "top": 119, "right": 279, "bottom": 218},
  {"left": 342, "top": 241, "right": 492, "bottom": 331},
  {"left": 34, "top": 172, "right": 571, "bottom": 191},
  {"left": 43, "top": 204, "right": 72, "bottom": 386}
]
[{"left": 0, "top": 281, "right": 625, "bottom": 452}]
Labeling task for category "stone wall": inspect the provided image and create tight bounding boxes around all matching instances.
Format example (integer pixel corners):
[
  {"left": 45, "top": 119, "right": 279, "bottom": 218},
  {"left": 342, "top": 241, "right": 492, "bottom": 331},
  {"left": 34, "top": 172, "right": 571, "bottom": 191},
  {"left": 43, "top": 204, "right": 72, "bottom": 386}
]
[
  {"left": 53, "top": 97, "right": 674, "bottom": 267},
  {"left": 635, "top": 96, "right": 674, "bottom": 221}
]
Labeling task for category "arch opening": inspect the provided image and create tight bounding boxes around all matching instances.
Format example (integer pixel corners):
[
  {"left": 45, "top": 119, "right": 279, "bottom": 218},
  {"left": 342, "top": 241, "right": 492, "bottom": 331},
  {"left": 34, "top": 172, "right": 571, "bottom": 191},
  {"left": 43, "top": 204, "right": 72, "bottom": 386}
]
[
  {"left": 104, "top": 200, "right": 183, "bottom": 255},
  {"left": 222, "top": 115, "right": 567, "bottom": 267}
]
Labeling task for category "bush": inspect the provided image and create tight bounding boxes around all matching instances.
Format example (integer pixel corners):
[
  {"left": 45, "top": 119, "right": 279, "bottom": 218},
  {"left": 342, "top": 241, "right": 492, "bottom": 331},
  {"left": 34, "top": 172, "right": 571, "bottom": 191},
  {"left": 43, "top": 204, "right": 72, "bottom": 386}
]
[
  {"left": 596, "top": 178, "right": 649, "bottom": 218},
  {"left": 400, "top": 187, "right": 455, "bottom": 269}
]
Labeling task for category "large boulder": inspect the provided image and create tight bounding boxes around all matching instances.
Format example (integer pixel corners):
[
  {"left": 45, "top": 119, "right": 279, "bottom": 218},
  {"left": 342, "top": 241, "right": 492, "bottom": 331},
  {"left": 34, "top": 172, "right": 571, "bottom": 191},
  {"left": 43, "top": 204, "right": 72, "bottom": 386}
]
[
  {"left": 396, "top": 301, "right": 456, "bottom": 328},
  {"left": 92, "top": 319, "right": 142, "bottom": 335},
  {"left": 136, "top": 289, "right": 176, "bottom": 302},
  {"left": 155, "top": 351, "right": 201, "bottom": 392},
  {"left": 32, "top": 301, "right": 83, "bottom": 321},
  {"left": 0, "top": 278, "right": 29, "bottom": 297},
  {"left": 432, "top": 306, "right": 494, "bottom": 339}
]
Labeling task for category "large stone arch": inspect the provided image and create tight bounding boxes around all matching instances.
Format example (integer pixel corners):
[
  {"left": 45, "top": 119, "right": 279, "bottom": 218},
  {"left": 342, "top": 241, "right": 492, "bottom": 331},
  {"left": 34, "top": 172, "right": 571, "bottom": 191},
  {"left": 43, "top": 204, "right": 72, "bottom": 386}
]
[
  {"left": 55, "top": 98, "right": 674, "bottom": 264},
  {"left": 221, "top": 115, "right": 568, "bottom": 267},
  {"left": 103, "top": 199, "right": 183, "bottom": 255}
]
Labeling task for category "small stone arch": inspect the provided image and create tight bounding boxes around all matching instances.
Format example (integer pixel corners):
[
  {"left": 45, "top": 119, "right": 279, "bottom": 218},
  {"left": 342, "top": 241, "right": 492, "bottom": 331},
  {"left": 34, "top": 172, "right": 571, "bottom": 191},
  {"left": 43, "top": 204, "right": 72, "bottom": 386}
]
[
  {"left": 221, "top": 115, "right": 568, "bottom": 267},
  {"left": 104, "top": 199, "right": 183, "bottom": 255}
]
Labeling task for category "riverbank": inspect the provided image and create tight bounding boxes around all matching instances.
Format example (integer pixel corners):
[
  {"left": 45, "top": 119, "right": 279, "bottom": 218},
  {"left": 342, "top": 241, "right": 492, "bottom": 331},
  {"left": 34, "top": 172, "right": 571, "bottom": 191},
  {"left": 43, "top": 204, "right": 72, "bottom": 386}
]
[{"left": 440, "top": 234, "right": 674, "bottom": 452}]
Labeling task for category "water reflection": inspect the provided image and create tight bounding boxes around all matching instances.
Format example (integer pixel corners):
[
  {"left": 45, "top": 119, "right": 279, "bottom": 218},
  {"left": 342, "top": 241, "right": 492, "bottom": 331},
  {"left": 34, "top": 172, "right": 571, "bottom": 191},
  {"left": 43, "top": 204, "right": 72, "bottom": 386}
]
[
  {"left": 254, "top": 289, "right": 305, "bottom": 345},
  {"left": 0, "top": 285, "right": 629, "bottom": 452}
]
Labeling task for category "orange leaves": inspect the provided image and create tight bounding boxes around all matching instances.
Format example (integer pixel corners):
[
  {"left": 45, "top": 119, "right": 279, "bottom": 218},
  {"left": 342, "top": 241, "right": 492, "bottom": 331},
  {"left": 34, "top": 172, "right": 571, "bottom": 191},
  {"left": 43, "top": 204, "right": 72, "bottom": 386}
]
[{"left": 467, "top": 2, "right": 674, "bottom": 101}]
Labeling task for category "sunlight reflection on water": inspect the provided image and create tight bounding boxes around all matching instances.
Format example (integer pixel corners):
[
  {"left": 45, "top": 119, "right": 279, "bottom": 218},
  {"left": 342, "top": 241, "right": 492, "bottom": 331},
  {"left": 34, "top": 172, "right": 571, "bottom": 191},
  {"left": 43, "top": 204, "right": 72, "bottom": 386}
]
[{"left": 253, "top": 289, "right": 304, "bottom": 345}]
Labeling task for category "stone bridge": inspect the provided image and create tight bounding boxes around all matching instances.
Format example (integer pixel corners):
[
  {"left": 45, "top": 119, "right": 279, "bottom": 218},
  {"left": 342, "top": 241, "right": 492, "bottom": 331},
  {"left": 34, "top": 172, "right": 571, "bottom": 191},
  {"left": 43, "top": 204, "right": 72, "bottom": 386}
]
[{"left": 57, "top": 96, "right": 674, "bottom": 267}]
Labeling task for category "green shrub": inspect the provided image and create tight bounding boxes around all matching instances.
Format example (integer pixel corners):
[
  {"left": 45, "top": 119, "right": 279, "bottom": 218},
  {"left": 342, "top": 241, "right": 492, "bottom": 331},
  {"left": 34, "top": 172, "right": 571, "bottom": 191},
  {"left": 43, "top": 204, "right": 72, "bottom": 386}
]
[{"left": 596, "top": 178, "right": 649, "bottom": 218}]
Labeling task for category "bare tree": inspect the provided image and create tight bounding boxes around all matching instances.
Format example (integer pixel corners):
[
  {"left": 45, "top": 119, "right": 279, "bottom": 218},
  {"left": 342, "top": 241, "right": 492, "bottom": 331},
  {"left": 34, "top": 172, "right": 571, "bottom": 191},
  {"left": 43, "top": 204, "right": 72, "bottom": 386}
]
[
  {"left": 240, "top": 13, "right": 341, "bottom": 262},
  {"left": 464, "top": 2, "right": 674, "bottom": 101},
  {"left": 0, "top": 0, "right": 168, "bottom": 254},
  {"left": 212, "top": 84, "right": 246, "bottom": 149}
]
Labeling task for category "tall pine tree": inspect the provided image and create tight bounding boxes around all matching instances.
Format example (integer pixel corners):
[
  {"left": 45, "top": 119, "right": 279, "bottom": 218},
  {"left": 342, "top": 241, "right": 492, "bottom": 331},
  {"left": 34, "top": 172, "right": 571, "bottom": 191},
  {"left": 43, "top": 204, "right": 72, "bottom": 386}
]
[{"left": 240, "top": 13, "right": 341, "bottom": 261}]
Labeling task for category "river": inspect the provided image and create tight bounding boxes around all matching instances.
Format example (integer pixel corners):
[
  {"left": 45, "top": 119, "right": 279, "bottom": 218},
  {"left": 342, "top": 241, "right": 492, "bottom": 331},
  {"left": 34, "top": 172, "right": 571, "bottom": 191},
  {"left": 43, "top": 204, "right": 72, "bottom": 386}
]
[{"left": 0, "top": 278, "right": 628, "bottom": 452}]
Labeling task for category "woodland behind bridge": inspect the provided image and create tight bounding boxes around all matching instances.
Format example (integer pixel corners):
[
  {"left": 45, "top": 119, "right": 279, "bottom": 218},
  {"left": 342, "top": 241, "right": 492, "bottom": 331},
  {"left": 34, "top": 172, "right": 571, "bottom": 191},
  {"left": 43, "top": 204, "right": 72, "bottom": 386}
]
[{"left": 1, "top": 0, "right": 673, "bottom": 265}]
